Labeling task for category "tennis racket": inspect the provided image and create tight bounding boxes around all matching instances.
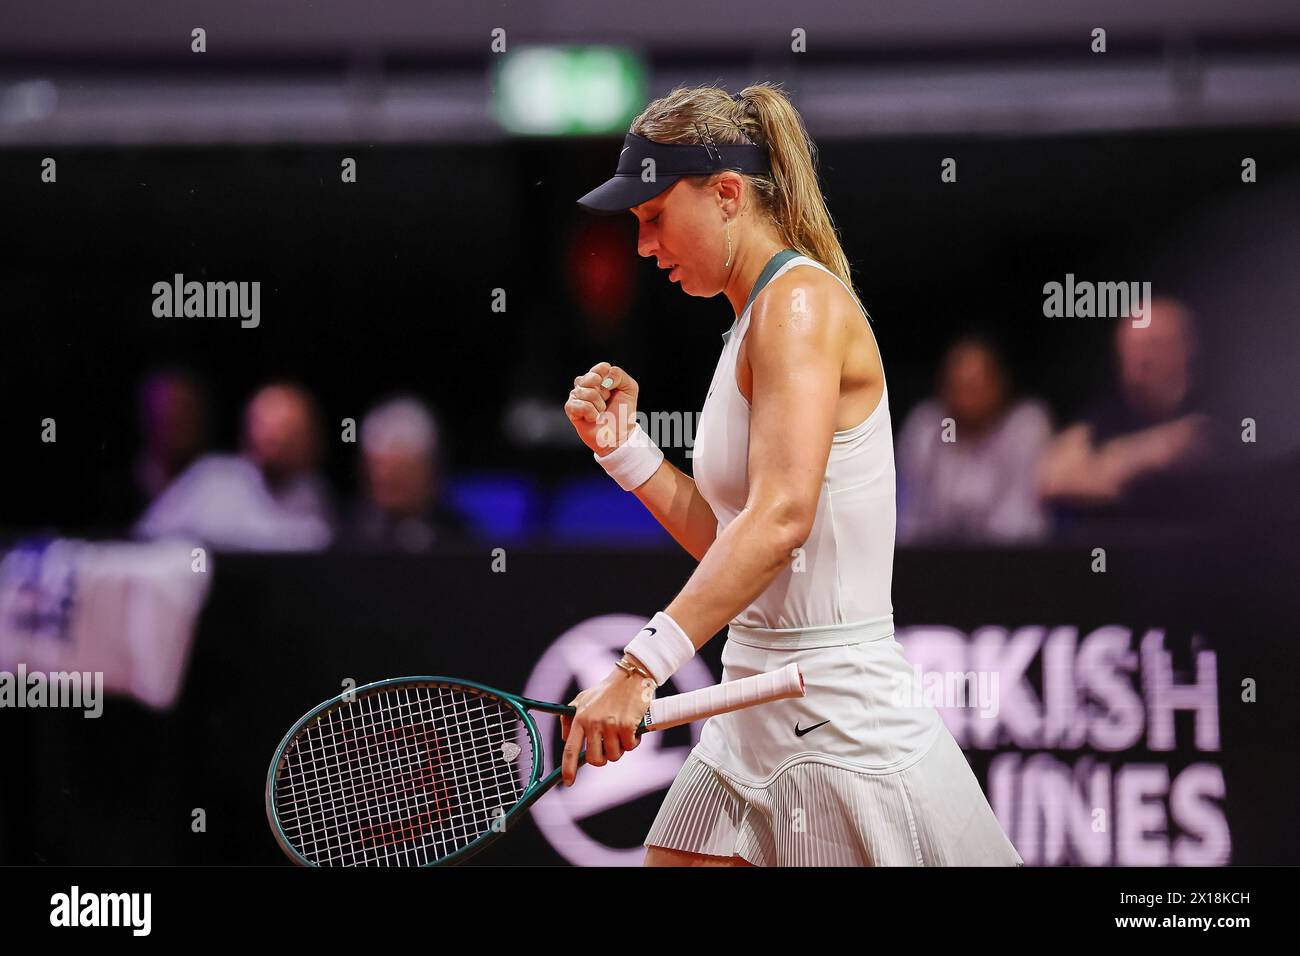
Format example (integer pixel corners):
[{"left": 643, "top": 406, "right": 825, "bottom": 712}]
[{"left": 266, "top": 665, "right": 804, "bottom": 867}]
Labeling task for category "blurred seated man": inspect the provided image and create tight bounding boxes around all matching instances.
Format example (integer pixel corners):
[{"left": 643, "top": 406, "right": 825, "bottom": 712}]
[
  {"left": 897, "top": 336, "right": 1052, "bottom": 544},
  {"left": 1038, "top": 298, "right": 1212, "bottom": 536},
  {"left": 339, "top": 397, "right": 471, "bottom": 552},
  {"left": 135, "top": 383, "right": 334, "bottom": 551}
]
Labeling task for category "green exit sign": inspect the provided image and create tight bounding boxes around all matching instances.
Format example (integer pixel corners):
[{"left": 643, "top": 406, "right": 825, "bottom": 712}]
[{"left": 493, "top": 46, "right": 646, "bottom": 135}]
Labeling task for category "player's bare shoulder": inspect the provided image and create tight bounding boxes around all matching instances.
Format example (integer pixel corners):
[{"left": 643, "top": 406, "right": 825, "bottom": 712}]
[{"left": 749, "top": 264, "right": 855, "bottom": 349}]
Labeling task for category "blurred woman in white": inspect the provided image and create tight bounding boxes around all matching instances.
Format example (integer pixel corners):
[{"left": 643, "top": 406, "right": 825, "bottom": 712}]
[{"left": 898, "top": 336, "right": 1052, "bottom": 544}]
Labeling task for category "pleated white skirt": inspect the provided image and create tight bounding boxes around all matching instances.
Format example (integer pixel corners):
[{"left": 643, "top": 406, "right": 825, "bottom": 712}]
[
  {"left": 644, "top": 725, "right": 1023, "bottom": 866},
  {"left": 643, "top": 618, "right": 1024, "bottom": 866}
]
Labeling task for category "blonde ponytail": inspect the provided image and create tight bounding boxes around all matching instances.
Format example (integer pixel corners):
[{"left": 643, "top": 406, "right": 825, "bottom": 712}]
[{"left": 631, "top": 81, "right": 864, "bottom": 313}]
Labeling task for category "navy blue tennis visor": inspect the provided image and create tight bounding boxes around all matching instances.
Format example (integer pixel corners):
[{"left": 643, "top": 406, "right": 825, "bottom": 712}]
[{"left": 577, "top": 132, "right": 770, "bottom": 214}]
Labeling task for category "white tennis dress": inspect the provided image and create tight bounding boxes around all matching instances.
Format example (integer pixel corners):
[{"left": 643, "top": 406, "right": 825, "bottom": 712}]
[{"left": 644, "top": 250, "right": 1023, "bottom": 866}]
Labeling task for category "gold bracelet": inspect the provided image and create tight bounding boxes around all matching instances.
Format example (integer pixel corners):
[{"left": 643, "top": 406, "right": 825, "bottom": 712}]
[{"left": 615, "top": 656, "right": 653, "bottom": 681}]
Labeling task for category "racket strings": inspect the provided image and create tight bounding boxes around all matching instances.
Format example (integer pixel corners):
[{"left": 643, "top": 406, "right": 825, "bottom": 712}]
[
  {"left": 280, "top": 687, "right": 526, "bottom": 865},
  {"left": 274, "top": 684, "right": 535, "bottom": 866}
]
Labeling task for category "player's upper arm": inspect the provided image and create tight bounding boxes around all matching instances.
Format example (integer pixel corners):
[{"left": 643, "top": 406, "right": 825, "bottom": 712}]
[{"left": 743, "top": 269, "right": 847, "bottom": 545}]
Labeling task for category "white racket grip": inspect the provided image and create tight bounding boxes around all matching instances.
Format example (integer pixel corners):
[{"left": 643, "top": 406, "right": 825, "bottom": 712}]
[{"left": 643, "top": 663, "right": 805, "bottom": 732}]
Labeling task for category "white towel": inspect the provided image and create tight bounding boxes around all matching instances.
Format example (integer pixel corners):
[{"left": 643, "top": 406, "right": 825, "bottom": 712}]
[{"left": 0, "top": 538, "right": 212, "bottom": 711}]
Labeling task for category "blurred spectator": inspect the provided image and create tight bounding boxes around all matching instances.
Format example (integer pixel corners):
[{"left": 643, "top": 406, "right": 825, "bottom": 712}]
[
  {"left": 339, "top": 397, "right": 471, "bottom": 552},
  {"left": 1038, "top": 298, "right": 1213, "bottom": 536},
  {"left": 137, "top": 368, "right": 209, "bottom": 502},
  {"left": 135, "top": 383, "right": 334, "bottom": 551},
  {"left": 242, "top": 384, "right": 334, "bottom": 523},
  {"left": 898, "top": 336, "right": 1052, "bottom": 543},
  {"left": 94, "top": 368, "right": 211, "bottom": 530}
]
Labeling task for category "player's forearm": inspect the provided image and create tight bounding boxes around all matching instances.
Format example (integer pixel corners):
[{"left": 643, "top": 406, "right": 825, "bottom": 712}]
[
  {"left": 631, "top": 458, "right": 718, "bottom": 561},
  {"left": 663, "top": 504, "right": 805, "bottom": 650}
]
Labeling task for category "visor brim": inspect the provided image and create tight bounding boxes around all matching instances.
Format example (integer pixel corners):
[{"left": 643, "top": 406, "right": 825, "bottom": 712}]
[{"left": 576, "top": 174, "right": 682, "bottom": 214}]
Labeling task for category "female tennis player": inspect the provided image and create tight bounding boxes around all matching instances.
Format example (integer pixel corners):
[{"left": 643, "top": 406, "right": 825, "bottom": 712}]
[{"left": 562, "top": 82, "right": 1023, "bottom": 867}]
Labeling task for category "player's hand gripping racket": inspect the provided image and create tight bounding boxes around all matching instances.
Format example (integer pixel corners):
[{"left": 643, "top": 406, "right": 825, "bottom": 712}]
[{"left": 266, "top": 664, "right": 804, "bottom": 867}]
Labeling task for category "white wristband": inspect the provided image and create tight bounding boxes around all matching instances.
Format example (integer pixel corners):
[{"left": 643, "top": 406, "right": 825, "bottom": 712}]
[
  {"left": 624, "top": 611, "right": 695, "bottom": 687},
  {"left": 593, "top": 422, "right": 664, "bottom": 491}
]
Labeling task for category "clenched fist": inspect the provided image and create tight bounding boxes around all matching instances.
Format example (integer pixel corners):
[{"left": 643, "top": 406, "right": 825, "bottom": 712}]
[{"left": 565, "top": 362, "right": 640, "bottom": 456}]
